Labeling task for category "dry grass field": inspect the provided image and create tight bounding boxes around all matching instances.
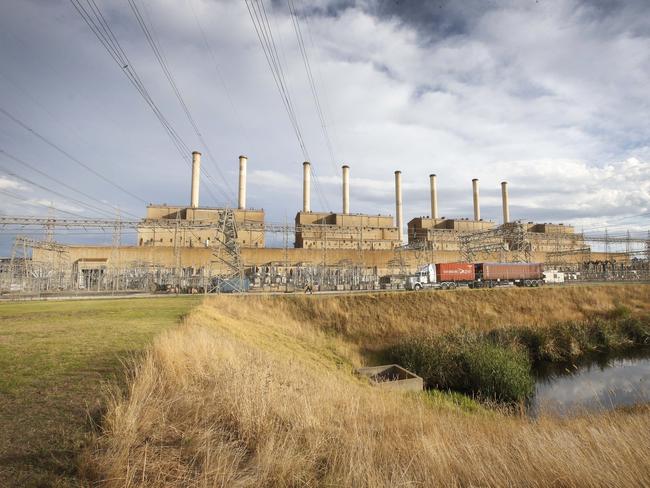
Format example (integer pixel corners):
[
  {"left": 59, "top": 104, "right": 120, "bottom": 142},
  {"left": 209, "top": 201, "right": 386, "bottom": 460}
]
[{"left": 84, "top": 285, "right": 650, "bottom": 487}]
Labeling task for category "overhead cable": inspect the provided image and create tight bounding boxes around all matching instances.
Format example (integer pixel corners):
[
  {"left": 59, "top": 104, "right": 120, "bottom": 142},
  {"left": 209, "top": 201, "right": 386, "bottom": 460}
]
[
  {"left": 127, "top": 0, "right": 235, "bottom": 203},
  {"left": 0, "top": 106, "right": 146, "bottom": 205}
]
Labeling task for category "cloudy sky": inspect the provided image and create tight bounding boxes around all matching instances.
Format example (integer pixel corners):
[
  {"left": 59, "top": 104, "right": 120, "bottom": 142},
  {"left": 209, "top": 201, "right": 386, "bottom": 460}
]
[{"left": 0, "top": 0, "right": 649, "bottom": 251}]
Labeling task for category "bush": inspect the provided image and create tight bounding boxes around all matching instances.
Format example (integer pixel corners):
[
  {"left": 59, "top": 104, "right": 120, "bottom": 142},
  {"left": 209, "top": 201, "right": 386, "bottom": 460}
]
[
  {"left": 620, "top": 317, "right": 650, "bottom": 345},
  {"left": 460, "top": 342, "right": 533, "bottom": 403},
  {"left": 387, "top": 334, "right": 534, "bottom": 403}
]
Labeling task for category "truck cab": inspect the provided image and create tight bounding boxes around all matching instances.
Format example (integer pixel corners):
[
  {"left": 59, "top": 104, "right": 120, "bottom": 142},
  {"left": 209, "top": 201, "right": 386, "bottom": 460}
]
[{"left": 405, "top": 264, "right": 436, "bottom": 291}]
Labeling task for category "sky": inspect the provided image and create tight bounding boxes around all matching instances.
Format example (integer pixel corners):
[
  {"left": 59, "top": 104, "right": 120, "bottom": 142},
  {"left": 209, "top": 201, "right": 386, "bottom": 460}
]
[{"left": 0, "top": 0, "right": 649, "bottom": 252}]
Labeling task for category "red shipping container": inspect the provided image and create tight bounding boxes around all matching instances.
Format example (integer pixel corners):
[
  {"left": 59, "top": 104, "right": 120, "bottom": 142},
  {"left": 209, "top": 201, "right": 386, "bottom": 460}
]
[
  {"left": 480, "top": 263, "right": 544, "bottom": 280},
  {"left": 435, "top": 262, "right": 475, "bottom": 282}
]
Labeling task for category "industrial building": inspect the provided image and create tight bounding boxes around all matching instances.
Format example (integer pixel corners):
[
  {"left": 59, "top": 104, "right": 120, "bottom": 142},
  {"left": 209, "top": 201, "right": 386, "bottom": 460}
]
[
  {"left": 4, "top": 148, "right": 644, "bottom": 295},
  {"left": 294, "top": 163, "right": 400, "bottom": 250},
  {"left": 408, "top": 176, "right": 586, "bottom": 256},
  {"left": 137, "top": 153, "right": 265, "bottom": 249}
]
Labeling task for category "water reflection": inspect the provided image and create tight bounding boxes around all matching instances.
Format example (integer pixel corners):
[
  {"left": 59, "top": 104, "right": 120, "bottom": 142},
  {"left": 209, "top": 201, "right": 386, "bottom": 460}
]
[{"left": 529, "top": 348, "right": 650, "bottom": 417}]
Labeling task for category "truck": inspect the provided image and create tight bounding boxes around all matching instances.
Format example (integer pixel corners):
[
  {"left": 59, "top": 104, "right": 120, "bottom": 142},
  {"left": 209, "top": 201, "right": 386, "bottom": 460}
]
[
  {"left": 471, "top": 262, "right": 544, "bottom": 288},
  {"left": 405, "top": 263, "right": 475, "bottom": 291},
  {"left": 406, "top": 262, "right": 545, "bottom": 291}
]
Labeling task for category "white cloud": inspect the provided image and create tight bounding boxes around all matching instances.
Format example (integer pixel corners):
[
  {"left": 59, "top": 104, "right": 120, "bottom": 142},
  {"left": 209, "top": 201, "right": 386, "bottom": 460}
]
[
  {"left": 0, "top": 176, "right": 23, "bottom": 191},
  {"left": 0, "top": 0, "right": 648, "bottom": 252}
]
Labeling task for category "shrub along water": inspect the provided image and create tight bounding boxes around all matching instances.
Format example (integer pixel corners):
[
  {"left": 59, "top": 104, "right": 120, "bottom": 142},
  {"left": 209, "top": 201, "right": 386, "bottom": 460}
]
[
  {"left": 387, "top": 314, "right": 650, "bottom": 403},
  {"left": 387, "top": 333, "right": 534, "bottom": 403}
]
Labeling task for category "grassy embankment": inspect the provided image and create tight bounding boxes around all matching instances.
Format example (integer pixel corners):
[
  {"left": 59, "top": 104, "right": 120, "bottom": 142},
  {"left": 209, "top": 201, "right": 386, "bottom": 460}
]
[
  {"left": 85, "top": 285, "right": 650, "bottom": 487},
  {"left": 0, "top": 296, "right": 201, "bottom": 487}
]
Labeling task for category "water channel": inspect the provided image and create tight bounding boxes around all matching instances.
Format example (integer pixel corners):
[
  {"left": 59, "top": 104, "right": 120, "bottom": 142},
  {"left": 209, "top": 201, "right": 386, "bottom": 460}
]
[{"left": 528, "top": 348, "right": 650, "bottom": 416}]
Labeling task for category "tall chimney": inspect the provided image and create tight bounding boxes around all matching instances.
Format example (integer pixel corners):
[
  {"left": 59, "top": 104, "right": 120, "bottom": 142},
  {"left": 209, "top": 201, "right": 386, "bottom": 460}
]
[
  {"left": 342, "top": 164, "right": 350, "bottom": 215},
  {"left": 472, "top": 178, "right": 480, "bottom": 221},
  {"left": 302, "top": 161, "right": 311, "bottom": 213},
  {"left": 501, "top": 181, "right": 510, "bottom": 224},
  {"left": 395, "top": 170, "right": 403, "bottom": 243},
  {"left": 429, "top": 174, "right": 439, "bottom": 219},
  {"left": 238, "top": 155, "right": 247, "bottom": 210},
  {"left": 190, "top": 151, "right": 201, "bottom": 208}
]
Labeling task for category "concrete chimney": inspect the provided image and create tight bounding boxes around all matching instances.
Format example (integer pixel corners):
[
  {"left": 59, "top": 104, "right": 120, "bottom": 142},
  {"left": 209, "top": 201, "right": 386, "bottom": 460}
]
[
  {"left": 342, "top": 164, "right": 350, "bottom": 215},
  {"left": 395, "top": 170, "right": 403, "bottom": 243},
  {"left": 190, "top": 151, "right": 201, "bottom": 208},
  {"left": 429, "top": 174, "right": 439, "bottom": 219},
  {"left": 501, "top": 181, "right": 510, "bottom": 224},
  {"left": 472, "top": 178, "right": 480, "bottom": 221},
  {"left": 238, "top": 155, "right": 247, "bottom": 210},
  {"left": 302, "top": 161, "right": 311, "bottom": 213}
]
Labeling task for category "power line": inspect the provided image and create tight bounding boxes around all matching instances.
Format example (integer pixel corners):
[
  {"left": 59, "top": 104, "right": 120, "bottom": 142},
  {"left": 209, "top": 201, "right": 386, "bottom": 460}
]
[
  {"left": 0, "top": 148, "right": 140, "bottom": 219},
  {"left": 0, "top": 106, "right": 146, "bottom": 205},
  {"left": 578, "top": 211, "right": 650, "bottom": 232},
  {"left": 287, "top": 0, "right": 337, "bottom": 172},
  {"left": 128, "top": 0, "right": 235, "bottom": 203},
  {"left": 69, "top": 0, "right": 227, "bottom": 205},
  {"left": 0, "top": 188, "right": 90, "bottom": 219},
  {"left": 0, "top": 165, "right": 121, "bottom": 219},
  {"left": 188, "top": 0, "right": 252, "bottom": 148},
  {"left": 245, "top": 0, "right": 311, "bottom": 159},
  {"left": 244, "top": 0, "right": 330, "bottom": 211}
]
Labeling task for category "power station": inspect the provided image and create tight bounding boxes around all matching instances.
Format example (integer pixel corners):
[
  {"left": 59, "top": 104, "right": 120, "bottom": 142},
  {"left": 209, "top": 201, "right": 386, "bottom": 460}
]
[{"left": 1, "top": 151, "right": 647, "bottom": 294}]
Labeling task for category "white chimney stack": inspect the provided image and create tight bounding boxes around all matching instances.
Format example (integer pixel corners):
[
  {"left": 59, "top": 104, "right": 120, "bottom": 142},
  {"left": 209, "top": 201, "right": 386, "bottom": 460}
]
[
  {"left": 303, "top": 161, "right": 311, "bottom": 213},
  {"left": 342, "top": 164, "right": 350, "bottom": 215},
  {"left": 395, "top": 170, "right": 403, "bottom": 243},
  {"left": 238, "top": 155, "right": 247, "bottom": 210},
  {"left": 190, "top": 151, "right": 201, "bottom": 208},
  {"left": 429, "top": 174, "right": 439, "bottom": 219},
  {"left": 501, "top": 181, "right": 510, "bottom": 224},
  {"left": 472, "top": 178, "right": 480, "bottom": 221}
]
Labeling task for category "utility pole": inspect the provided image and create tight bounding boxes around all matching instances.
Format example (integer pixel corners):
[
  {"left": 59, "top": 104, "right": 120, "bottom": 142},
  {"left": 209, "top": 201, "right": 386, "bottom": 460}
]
[{"left": 284, "top": 216, "right": 289, "bottom": 293}]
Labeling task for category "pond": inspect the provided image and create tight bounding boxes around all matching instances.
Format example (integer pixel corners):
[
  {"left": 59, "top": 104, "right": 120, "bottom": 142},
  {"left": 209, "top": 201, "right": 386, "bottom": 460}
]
[{"left": 528, "top": 348, "right": 650, "bottom": 417}]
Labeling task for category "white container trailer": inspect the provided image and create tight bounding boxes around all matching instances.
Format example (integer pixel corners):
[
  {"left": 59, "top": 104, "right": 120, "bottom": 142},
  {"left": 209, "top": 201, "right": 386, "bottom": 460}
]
[{"left": 543, "top": 270, "right": 565, "bottom": 284}]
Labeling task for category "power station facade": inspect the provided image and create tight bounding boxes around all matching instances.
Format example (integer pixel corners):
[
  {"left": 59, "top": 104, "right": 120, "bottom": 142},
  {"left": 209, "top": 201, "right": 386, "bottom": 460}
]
[
  {"left": 11, "top": 149, "right": 615, "bottom": 294},
  {"left": 126, "top": 152, "right": 584, "bottom": 258}
]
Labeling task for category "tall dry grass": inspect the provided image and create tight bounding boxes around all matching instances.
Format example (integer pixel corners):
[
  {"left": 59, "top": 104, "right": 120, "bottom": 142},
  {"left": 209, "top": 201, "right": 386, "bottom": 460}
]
[
  {"left": 270, "top": 284, "right": 650, "bottom": 347},
  {"left": 84, "top": 285, "right": 650, "bottom": 487}
]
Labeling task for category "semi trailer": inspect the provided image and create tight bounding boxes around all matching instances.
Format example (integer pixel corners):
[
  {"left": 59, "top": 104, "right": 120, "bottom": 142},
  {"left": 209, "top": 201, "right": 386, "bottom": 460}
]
[
  {"left": 406, "top": 262, "right": 545, "bottom": 291},
  {"left": 471, "top": 262, "right": 545, "bottom": 288}
]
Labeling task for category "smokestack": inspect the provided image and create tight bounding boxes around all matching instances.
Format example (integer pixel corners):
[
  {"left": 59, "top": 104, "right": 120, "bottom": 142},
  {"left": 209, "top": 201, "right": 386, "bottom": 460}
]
[
  {"left": 238, "top": 155, "right": 247, "bottom": 210},
  {"left": 303, "top": 161, "right": 311, "bottom": 213},
  {"left": 190, "top": 151, "right": 201, "bottom": 208},
  {"left": 472, "top": 178, "right": 480, "bottom": 221},
  {"left": 429, "top": 174, "right": 438, "bottom": 219},
  {"left": 395, "top": 170, "right": 403, "bottom": 243},
  {"left": 342, "top": 164, "right": 350, "bottom": 215},
  {"left": 501, "top": 181, "right": 510, "bottom": 224}
]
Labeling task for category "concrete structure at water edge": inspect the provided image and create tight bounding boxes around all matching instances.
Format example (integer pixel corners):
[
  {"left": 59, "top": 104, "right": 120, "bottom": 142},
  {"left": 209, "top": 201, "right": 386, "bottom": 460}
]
[{"left": 357, "top": 365, "right": 424, "bottom": 392}]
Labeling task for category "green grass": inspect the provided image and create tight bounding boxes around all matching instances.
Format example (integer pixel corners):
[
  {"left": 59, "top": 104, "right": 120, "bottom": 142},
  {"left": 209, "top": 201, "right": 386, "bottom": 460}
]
[{"left": 0, "top": 296, "right": 201, "bottom": 487}]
